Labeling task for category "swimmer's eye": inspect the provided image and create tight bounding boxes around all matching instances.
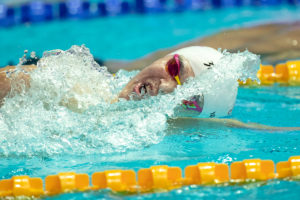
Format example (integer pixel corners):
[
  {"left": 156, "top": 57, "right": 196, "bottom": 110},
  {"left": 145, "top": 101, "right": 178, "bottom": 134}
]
[{"left": 165, "top": 54, "right": 182, "bottom": 85}]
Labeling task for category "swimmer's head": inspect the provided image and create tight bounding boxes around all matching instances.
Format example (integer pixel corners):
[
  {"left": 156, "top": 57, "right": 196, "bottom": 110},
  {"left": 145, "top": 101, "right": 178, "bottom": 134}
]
[{"left": 118, "top": 46, "right": 222, "bottom": 100}]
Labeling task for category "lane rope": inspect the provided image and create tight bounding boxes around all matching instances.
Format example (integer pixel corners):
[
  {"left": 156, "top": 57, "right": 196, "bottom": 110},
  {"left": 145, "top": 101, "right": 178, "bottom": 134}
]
[
  {"left": 239, "top": 60, "right": 300, "bottom": 86},
  {"left": 0, "top": 155, "right": 299, "bottom": 197}
]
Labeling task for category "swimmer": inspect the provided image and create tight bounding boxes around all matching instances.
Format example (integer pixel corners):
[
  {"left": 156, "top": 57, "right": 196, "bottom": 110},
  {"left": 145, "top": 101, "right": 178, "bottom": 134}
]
[
  {"left": 0, "top": 46, "right": 299, "bottom": 131},
  {"left": 119, "top": 46, "right": 234, "bottom": 117}
]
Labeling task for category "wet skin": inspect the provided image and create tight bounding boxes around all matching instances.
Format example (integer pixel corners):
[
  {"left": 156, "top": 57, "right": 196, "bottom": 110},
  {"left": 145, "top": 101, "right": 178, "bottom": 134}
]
[{"left": 118, "top": 55, "right": 195, "bottom": 100}]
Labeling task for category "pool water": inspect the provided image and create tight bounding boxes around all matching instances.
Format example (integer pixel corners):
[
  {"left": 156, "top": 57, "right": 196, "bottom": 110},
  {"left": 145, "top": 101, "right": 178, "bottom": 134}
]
[
  {"left": 0, "top": 5, "right": 300, "bottom": 200},
  {"left": 1, "top": 5, "right": 300, "bottom": 66},
  {"left": 0, "top": 45, "right": 299, "bottom": 199},
  {"left": 1, "top": 86, "right": 300, "bottom": 199}
]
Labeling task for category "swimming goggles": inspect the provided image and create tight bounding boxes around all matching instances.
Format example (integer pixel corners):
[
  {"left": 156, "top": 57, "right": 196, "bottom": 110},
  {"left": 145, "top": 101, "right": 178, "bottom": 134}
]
[{"left": 165, "top": 54, "right": 182, "bottom": 85}]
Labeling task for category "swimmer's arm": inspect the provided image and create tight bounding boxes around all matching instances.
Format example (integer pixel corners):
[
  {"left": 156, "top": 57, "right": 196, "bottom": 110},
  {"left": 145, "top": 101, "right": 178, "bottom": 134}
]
[
  {"left": 0, "top": 65, "right": 84, "bottom": 111},
  {"left": 214, "top": 118, "right": 300, "bottom": 131},
  {"left": 167, "top": 117, "right": 300, "bottom": 131},
  {"left": 0, "top": 65, "right": 37, "bottom": 72}
]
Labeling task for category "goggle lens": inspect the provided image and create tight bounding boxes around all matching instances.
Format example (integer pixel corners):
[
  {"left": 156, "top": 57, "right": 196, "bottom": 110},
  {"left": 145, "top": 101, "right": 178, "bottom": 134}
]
[{"left": 166, "top": 54, "right": 181, "bottom": 85}]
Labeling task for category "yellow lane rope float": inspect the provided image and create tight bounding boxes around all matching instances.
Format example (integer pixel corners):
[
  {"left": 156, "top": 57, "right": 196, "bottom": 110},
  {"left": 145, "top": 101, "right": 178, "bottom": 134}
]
[
  {"left": 0, "top": 155, "right": 299, "bottom": 197},
  {"left": 239, "top": 60, "right": 300, "bottom": 86}
]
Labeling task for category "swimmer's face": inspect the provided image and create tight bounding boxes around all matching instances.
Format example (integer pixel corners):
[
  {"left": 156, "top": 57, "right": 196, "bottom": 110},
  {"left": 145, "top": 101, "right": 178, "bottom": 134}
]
[{"left": 118, "top": 55, "right": 195, "bottom": 100}]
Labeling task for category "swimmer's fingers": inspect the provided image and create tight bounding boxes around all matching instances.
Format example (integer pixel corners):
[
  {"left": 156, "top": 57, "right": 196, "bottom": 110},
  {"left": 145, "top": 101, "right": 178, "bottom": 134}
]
[
  {"left": 245, "top": 122, "right": 300, "bottom": 131},
  {"left": 226, "top": 119, "right": 300, "bottom": 131},
  {"left": 110, "top": 97, "right": 119, "bottom": 104}
]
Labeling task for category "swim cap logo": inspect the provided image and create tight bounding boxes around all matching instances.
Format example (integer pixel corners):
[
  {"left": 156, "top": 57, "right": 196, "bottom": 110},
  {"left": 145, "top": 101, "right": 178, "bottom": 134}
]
[
  {"left": 204, "top": 62, "right": 214, "bottom": 69},
  {"left": 209, "top": 112, "right": 216, "bottom": 118}
]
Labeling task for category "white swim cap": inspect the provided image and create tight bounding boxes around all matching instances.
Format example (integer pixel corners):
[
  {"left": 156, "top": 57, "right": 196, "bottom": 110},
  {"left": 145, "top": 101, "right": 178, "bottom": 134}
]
[
  {"left": 171, "top": 46, "right": 237, "bottom": 118},
  {"left": 170, "top": 46, "right": 223, "bottom": 76}
]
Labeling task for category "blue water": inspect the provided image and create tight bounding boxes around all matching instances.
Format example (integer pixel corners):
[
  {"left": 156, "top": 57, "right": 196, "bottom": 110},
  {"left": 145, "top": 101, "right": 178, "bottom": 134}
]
[
  {"left": 0, "top": 5, "right": 300, "bottom": 200},
  {"left": 1, "top": 86, "right": 300, "bottom": 199},
  {"left": 1, "top": 6, "right": 300, "bottom": 66}
]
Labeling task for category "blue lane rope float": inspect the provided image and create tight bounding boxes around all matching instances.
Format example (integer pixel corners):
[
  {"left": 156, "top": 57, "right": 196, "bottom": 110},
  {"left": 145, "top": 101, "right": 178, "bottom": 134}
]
[
  {"left": 0, "top": 0, "right": 300, "bottom": 28},
  {"left": 0, "top": 155, "right": 299, "bottom": 197}
]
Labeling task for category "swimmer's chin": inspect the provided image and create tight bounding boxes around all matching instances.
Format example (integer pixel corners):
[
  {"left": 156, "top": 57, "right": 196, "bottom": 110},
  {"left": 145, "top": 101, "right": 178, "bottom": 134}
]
[
  {"left": 118, "top": 92, "right": 146, "bottom": 101},
  {"left": 118, "top": 89, "right": 167, "bottom": 102},
  {"left": 117, "top": 85, "right": 145, "bottom": 101}
]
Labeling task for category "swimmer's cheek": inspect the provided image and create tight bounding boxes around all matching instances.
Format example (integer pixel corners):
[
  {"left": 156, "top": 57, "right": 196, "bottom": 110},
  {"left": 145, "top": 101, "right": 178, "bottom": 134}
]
[{"left": 159, "top": 79, "right": 177, "bottom": 94}]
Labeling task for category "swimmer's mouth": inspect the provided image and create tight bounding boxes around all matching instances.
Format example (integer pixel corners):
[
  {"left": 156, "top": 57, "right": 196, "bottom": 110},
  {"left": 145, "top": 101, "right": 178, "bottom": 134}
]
[{"left": 134, "top": 82, "right": 152, "bottom": 96}]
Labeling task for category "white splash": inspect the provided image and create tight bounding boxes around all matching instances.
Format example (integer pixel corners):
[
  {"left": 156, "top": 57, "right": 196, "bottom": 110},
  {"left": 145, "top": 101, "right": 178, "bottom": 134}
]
[{"left": 0, "top": 45, "right": 260, "bottom": 157}]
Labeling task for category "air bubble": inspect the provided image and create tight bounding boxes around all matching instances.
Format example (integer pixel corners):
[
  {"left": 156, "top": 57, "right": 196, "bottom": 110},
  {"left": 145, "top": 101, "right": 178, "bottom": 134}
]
[{"left": 30, "top": 51, "right": 36, "bottom": 59}]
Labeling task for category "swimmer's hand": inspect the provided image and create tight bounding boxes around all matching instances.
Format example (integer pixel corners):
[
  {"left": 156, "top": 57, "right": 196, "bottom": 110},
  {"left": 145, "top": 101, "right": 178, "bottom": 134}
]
[
  {"left": 110, "top": 97, "right": 119, "bottom": 104},
  {"left": 167, "top": 117, "right": 300, "bottom": 132},
  {"left": 60, "top": 83, "right": 118, "bottom": 113}
]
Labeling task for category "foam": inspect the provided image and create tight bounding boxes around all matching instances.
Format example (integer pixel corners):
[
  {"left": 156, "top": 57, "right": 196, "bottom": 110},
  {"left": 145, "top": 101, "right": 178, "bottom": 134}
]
[{"left": 0, "top": 45, "right": 260, "bottom": 157}]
